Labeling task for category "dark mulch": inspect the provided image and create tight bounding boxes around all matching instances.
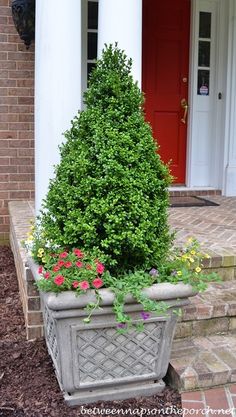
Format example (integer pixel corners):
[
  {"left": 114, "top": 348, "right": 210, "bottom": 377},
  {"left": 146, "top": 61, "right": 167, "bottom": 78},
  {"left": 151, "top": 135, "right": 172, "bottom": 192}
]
[{"left": 0, "top": 246, "right": 182, "bottom": 417}]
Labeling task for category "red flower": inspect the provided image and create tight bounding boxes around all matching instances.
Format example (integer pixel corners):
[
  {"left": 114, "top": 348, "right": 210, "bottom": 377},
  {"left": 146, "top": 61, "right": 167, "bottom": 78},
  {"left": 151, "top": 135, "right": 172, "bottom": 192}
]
[
  {"left": 38, "top": 266, "right": 43, "bottom": 274},
  {"left": 86, "top": 264, "right": 92, "bottom": 270},
  {"left": 59, "top": 251, "right": 68, "bottom": 259},
  {"left": 53, "top": 265, "right": 60, "bottom": 272},
  {"left": 44, "top": 272, "right": 50, "bottom": 279},
  {"left": 72, "top": 281, "right": 79, "bottom": 289},
  {"left": 64, "top": 261, "right": 72, "bottom": 268},
  {"left": 92, "top": 278, "right": 103, "bottom": 289},
  {"left": 96, "top": 262, "right": 105, "bottom": 275},
  {"left": 57, "top": 260, "right": 65, "bottom": 267},
  {"left": 73, "top": 249, "right": 84, "bottom": 258},
  {"left": 76, "top": 261, "right": 83, "bottom": 268},
  {"left": 54, "top": 275, "right": 65, "bottom": 286},
  {"left": 79, "top": 281, "right": 90, "bottom": 290}
]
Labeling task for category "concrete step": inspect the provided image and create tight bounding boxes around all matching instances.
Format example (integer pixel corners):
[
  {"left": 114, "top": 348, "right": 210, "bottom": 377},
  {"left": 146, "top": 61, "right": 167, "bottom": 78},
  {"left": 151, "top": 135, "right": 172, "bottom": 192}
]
[
  {"left": 167, "top": 334, "right": 236, "bottom": 391},
  {"left": 174, "top": 280, "right": 236, "bottom": 339}
]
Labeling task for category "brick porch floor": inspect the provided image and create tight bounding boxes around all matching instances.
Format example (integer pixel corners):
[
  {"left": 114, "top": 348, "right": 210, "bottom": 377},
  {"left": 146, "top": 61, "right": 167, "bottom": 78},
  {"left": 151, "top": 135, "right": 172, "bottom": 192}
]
[
  {"left": 169, "top": 195, "right": 236, "bottom": 254},
  {"left": 182, "top": 386, "right": 236, "bottom": 417}
]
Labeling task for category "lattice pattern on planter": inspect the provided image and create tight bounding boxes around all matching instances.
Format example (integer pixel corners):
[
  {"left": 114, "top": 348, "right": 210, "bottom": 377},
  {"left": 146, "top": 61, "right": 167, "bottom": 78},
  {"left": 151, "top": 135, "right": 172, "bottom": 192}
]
[
  {"left": 44, "top": 306, "right": 60, "bottom": 374},
  {"left": 76, "top": 322, "right": 163, "bottom": 385}
]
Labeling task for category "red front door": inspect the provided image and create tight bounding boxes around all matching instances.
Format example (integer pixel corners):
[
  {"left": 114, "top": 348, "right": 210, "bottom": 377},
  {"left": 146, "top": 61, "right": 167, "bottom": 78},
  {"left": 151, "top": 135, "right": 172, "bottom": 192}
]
[{"left": 142, "top": 0, "right": 190, "bottom": 184}]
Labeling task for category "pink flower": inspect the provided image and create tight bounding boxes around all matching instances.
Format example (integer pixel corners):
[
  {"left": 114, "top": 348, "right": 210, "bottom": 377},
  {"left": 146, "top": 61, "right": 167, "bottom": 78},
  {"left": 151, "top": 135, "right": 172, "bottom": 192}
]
[
  {"left": 92, "top": 278, "right": 104, "bottom": 289},
  {"left": 44, "top": 272, "right": 50, "bottom": 279},
  {"left": 76, "top": 261, "right": 83, "bottom": 268},
  {"left": 59, "top": 251, "right": 68, "bottom": 259},
  {"left": 79, "top": 281, "right": 90, "bottom": 290},
  {"left": 96, "top": 262, "right": 105, "bottom": 275},
  {"left": 64, "top": 261, "right": 72, "bottom": 268},
  {"left": 73, "top": 249, "right": 84, "bottom": 258},
  {"left": 57, "top": 260, "right": 65, "bottom": 267},
  {"left": 53, "top": 265, "right": 60, "bottom": 272},
  {"left": 72, "top": 281, "right": 79, "bottom": 289},
  {"left": 38, "top": 266, "right": 43, "bottom": 274},
  {"left": 54, "top": 275, "right": 65, "bottom": 286}
]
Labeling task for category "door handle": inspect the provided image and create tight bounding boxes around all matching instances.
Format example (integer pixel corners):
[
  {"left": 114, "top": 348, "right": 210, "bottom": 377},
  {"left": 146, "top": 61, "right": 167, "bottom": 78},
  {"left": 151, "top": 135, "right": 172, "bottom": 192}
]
[{"left": 181, "top": 98, "right": 188, "bottom": 124}]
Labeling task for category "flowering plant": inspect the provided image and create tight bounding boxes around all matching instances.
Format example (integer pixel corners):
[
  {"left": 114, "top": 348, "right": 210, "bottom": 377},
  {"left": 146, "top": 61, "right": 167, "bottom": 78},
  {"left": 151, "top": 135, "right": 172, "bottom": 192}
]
[{"left": 24, "top": 228, "right": 219, "bottom": 331}]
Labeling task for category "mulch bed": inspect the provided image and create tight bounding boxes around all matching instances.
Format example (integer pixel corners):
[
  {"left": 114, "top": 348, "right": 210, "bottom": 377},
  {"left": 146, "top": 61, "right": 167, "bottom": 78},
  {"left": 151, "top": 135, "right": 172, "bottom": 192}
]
[{"left": 0, "top": 246, "right": 182, "bottom": 417}]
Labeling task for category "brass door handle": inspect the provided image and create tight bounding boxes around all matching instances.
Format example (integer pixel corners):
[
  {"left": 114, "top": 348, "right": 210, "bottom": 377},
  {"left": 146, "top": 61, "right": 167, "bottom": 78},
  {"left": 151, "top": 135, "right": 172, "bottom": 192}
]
[{"left": 181, "top": 98, "right": 188, "bottom": 124}]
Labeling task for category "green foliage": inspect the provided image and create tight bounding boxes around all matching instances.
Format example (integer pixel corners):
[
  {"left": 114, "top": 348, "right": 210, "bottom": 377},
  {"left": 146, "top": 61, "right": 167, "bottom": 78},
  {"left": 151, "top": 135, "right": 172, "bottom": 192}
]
[{"left": 37, "top": 44, "right": 172, "bottom": 274}]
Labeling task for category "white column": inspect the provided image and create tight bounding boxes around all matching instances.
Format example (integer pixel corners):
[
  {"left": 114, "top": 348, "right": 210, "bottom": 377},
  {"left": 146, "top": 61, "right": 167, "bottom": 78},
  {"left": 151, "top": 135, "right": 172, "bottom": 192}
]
[
  {"left": 97, "top": 0, "right": 142, "bottom": 86},
  {"left": 35, "top": 1, "right": 82, "bottom": 213},
  {"left": 224, "top": 0, "right": 236, "bottom": 196}
]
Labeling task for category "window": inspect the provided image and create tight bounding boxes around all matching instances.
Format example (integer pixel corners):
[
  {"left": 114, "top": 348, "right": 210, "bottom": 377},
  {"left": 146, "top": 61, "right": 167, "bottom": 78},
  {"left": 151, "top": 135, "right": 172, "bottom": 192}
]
[
  {"left": 197, "top": 12, "right": 212, "bottom": 95},
  {"left": 87, "top": 1, "right": 98, "bottom": 81}
]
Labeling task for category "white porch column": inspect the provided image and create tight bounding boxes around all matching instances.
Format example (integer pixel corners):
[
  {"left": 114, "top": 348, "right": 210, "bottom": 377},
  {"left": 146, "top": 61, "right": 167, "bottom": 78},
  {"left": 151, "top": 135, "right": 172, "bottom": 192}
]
[
  {"left": 35, "top": 1, "right": 82, "bottom": 213},
  {"left": 97, "top": 0, "right": 142, "bottom": 86},
  {"left": 224, "top": 0, "right": 236, "bottom": 196}
]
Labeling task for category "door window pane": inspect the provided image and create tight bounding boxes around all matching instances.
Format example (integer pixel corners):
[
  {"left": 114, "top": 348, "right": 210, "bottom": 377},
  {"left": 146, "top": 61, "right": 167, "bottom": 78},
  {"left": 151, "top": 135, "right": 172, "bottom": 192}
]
[
  {"left": 88, "top": 1, "right": 98, "bottom": 30},
  {"left": 88, "top": 32, "right": 97, "bottom": 60},
  {"left": 199, "top": 12, "right": 211, "bottom": 38},
  {"left": 198, "top": 41, "right": 210, "bottom": 67},
  {"left": 198, "top": 70, "right": 210, "bottom": 95}
]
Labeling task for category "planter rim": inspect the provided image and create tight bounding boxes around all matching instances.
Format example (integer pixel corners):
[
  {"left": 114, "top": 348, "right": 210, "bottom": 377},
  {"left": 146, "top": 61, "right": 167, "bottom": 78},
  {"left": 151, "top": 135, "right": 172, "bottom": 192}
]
[{"left": 27, "top": 256, "right": 197, "bottom": 311}]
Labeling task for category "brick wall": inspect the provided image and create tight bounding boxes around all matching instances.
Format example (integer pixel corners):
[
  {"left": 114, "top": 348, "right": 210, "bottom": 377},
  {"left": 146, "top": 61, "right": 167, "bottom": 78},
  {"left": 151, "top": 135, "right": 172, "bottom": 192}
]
[{"left": 0, "top": 0, "right": 35, "bottom": 244}]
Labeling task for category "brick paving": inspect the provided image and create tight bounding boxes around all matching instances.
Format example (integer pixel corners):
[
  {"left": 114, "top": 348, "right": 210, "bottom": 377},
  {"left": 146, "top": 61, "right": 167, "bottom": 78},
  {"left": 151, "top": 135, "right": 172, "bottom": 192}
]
[
  {"left": 182, "top": 386, "right": 236, "bottom": 417},
  {"left": 169, "top": 196, "right": 236, "bottom": 256}
]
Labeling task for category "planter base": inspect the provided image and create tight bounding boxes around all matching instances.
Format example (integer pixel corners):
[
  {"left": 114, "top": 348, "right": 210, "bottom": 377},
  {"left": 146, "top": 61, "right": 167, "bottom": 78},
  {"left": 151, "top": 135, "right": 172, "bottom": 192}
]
[{"left": 64, "top": 380, "right": 165, "bottom": 406}]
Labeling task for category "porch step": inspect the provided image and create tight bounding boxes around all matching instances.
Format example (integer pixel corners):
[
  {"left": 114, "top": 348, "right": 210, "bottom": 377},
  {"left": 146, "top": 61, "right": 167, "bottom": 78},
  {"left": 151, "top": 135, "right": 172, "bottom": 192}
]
[
  {"left": 167, "top": 334, "right": 236, "bottom": 391},
  {"left": 174, "top": 280, "right": 236, "bottom": 339},
  {"left": 167, "top": 280, "right": 236, "bottom": 391},
  {"left": 169, "top": 189, "right": 222, "bottom": 197}
]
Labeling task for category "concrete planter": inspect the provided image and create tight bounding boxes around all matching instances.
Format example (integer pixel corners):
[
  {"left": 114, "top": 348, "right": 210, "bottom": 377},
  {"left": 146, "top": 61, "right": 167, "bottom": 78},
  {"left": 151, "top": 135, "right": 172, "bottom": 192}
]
[{"left": 28, "top": 257, "right": 196, "bottom": 406}]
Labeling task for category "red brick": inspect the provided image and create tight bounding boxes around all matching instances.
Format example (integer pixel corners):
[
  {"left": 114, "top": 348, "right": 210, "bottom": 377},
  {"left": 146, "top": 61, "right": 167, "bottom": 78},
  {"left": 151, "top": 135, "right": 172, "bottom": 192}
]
[
  {"left": 10, "top": 157, "right": 32, "bottom": 166},
  {"left": 0, "top": 166, "right": 16, "bottom": 173},
  {"left": 1, "top": 42, "right": 17, "bottom": 51},
  {"left": 9, "top": 122, "right": 31, "bottom": 130},
  {"left": 19, "top": 182, "right": 34, "bottom": 191},
  {"left": 19, "top": 114, "right": 33, "bottom": 123},
  {"left": 182, "top": 391, "right": 203, "bottom": 402},
  {"left": 0, "top": 61, "right": 16, "bottom": 70},
  {"left": 9, "top": 173, "right": 31, "bottom": 182},
  {"left": 204, "top": 388, "right": 231, "bottom": 417},
  {"left": 229, "top": 385, "right": 236, "bottom": 394},
  {"left": 17, "top": 149, "right": 34, "bottom": 158},
  {"left": 0, "top": 149, "right": 17, "bottom": 157},
  {"left": 7, "top": 34, "right": 20, "bottom": 43},
  {"left": 18, "top": 165, "right": 34, "bottom": 173},
  {"left": 0, "top": 141, "right": 9, "bottom": 148},
  {"left": 0, "top": 105, "right": 8, "bottom": 113},
  {"left": 9, "top": 191, "right": 31, "bottom": 199},
  {"left": 9, "top": 139, "right": 30, "bottom": 148},
  {"left": 16, "top": 79, "right": 33, "bottom": 88},
  {"left": 0, "top": 113, "right": 18, "bottom": 122},
  {"left": 18, "top": 131, "right": 33, "bottom": 139},
  {"left": 0, "top": 79, "right": 16, "bottom": 88},
  {"left": 0, "top": 181, "right": 19, "bottom": 190},
  {"left": 17, "top": 94, "right": 34, "bottom": 104},
  {"left": 0, "top": 97, "right": 18, "bottom": 104},
  {"left": 0, "top": 158, "right": 9, "bottom": 165}
]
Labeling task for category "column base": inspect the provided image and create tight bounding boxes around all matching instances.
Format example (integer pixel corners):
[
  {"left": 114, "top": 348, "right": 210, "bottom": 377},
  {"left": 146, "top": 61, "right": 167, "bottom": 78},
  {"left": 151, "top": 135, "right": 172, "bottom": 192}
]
[{"left": 224, "top": 165, "right": 236, "bottom": 196}]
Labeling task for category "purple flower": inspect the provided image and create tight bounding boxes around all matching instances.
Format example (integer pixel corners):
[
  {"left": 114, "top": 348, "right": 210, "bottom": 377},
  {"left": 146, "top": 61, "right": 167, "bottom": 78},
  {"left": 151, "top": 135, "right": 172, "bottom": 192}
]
[
  {"left": 149, "top": 268, "right": 159, "bottom": 277},
  {"left": 140, "top": 311, "right": 151, "bottom": 320},
  {"left": 117, "top": 323, "right": 126, "bottom": 329}
]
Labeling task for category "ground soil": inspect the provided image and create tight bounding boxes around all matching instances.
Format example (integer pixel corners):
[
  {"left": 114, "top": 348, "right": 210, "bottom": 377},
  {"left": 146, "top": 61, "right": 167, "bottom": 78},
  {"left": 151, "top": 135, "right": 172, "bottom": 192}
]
[{"left": 0, "top": 246, "right": 182, "bottom": 417}]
